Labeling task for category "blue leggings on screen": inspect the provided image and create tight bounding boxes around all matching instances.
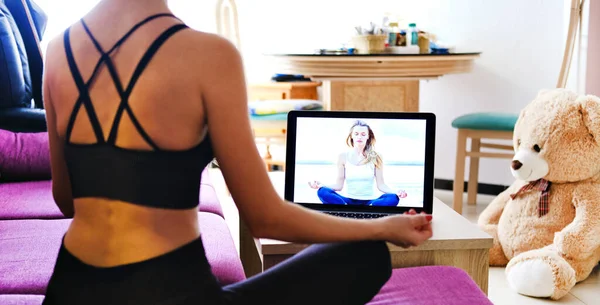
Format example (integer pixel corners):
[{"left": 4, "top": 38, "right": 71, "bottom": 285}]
[{"left": 317, "top": 187, "right": 400, "bottom": 206}]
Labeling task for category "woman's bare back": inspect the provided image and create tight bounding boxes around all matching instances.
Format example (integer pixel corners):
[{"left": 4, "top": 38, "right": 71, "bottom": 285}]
[{"left": 43, "top": 1, "right": 231, "bottom": 267}]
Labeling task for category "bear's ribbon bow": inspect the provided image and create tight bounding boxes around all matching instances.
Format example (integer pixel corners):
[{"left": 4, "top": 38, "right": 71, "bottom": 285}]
[{"left": 509, "top": 179, "right": 551, "bottom": 217}]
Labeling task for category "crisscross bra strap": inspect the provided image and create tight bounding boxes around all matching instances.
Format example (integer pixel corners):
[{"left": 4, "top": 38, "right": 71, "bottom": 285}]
[
  {"left": 62, "top": 13, "right": 183, "bottom": 149},
  {"left": 63, "top": 28, "right": 105, "bottom": 143},
  {"left": 105, "top": 23, "right": 188, "bottom": 150}
]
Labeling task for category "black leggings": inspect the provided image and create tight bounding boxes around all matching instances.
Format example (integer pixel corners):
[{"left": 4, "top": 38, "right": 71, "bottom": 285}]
[{"left": 42, "top": 236, "right": 392, "bottom": 305}]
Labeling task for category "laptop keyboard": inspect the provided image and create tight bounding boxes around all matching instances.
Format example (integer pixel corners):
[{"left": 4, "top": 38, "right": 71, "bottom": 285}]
[{"left": 324, "top": 212, "right": 388, "bottom": 219}]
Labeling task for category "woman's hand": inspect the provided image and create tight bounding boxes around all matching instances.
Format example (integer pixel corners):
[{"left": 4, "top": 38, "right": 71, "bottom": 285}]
[
  {"left": 396, "top": 190, "right": 408, "bottom": 198},
  {"left": 308, "top": 180, "right": 323, "bottom": 189},
  {"left": 375, "top": 210, "right": 433, "bottom": 248}
]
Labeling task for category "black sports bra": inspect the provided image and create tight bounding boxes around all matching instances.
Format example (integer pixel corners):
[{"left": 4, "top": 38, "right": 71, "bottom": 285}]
[{"left": 62, "top": 13, "right": 214, "bottom": 210}]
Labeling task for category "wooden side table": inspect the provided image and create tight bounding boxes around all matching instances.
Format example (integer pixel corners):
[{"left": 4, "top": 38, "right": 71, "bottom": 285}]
[
  {"left": 267, "top": 53, "right": 481, "bottom": 112},
  {"left": 240, "top": 172, "right": 494, "bottom": 294}
]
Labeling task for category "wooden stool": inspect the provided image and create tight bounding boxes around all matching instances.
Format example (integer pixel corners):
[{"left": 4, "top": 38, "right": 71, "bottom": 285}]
[{"left": 452, "top": 112, "right": 518, "bottom": 214}]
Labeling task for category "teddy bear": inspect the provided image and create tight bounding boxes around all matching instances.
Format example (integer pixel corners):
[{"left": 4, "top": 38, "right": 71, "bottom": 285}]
[{"left": 477, "top": 88, "right": 600, "bottom": 300}]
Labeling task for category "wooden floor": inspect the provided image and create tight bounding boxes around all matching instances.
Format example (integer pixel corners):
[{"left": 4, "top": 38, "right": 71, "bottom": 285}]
[{"left": 207, "top": 168, "right": 600, "bottom": 305}]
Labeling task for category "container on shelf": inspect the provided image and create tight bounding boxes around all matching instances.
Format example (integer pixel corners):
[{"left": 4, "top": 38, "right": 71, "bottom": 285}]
[
  {"left": 384, "top": 45, "right": 419, "bottom": 54},
  {"left": 352, "top": 34, "right": 387, "bottom": 54},
  {"left": 408, "top": 23, "right": 418, "bottom": 46}
]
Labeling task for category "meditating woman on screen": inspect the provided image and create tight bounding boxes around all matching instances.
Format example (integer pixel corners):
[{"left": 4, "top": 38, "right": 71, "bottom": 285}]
[{"left": 308, "top": 120, "right": 408, "bottom": 206}]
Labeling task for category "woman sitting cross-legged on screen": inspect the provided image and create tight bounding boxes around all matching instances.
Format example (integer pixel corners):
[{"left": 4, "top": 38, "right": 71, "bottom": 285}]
[{"left": 308, "top": 120, "right": 407, "bottom": 206}]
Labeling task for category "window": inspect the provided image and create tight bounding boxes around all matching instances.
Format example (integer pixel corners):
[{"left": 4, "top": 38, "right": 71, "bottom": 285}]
[
  {"left": 35, "top": 1, "right": 216, "bottom": 54},
  {"left": 35, "top": 0, "right": 100, "bottom": 55}
]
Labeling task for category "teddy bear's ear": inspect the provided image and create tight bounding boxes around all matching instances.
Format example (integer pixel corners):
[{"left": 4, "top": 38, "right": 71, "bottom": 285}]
[{"left": 578, "top": 94, "right": 600, "bottom": 142}]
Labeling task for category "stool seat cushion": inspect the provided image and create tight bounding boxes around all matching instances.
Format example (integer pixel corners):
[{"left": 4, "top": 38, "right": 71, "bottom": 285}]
[
  {"left": 368, "top": 266, "right": 493, "bottom": 305},
  {"left": 452, "top": 112, "right": 518, "bottom": 131}
]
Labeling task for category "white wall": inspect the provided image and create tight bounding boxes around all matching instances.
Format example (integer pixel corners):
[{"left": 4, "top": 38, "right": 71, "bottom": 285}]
[
  {"left": 36, "top": 0, "right": 100, "bottom": 55},
  {"left": 219, "top": 0, "right": 567, "bottom": 186},
  {"left": 35, "top": 0, "right": 569, "bottom": 186}
]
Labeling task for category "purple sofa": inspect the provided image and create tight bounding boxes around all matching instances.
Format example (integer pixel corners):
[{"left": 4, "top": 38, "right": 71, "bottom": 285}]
[
  {"left": 367, "top": 266, "right": 493, "bottom": 305},
  {"left": 1, "top": 130, "right": 494, "bottom": 304},
  {"left": 0, "top": 170, "right": 223, "bottom": 221},
  {"left": 0, "top": 130, "right": 245, "bottom": 304}
]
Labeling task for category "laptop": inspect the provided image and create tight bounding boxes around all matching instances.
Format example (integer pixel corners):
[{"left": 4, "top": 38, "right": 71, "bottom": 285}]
[{"left": 284, "top": 110, "right": 436, "bottom": 218}]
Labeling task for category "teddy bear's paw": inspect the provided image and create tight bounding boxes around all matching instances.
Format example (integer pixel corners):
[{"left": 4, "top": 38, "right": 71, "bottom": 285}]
[
  {"left": 506, "top": 253, "right": 576, "bottom": 300},
  {"left": 506, "top": 258, "right": 555, "bottom": 298}
]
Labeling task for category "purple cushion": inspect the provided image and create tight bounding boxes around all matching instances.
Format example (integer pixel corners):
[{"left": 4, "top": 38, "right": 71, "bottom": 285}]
[
  {"left": 0, "top": 175, "right": 222, "bottom": 220},
  {"left": 0, "top": 180, "right": 64, "bottom": 220},
  {"left": 368, "top": 266, "right": 492, "bottom": 305},
  {"left": 199, "top": 212, "right": 245, "bottom": 285},
  {"left": 0, "top": 214, "right": 243, "bottom": 295},
  {"left": 0, "top": 295, "right": 44, "bottom": 305},
  {"left": 0, "top": 130, "right": 50, "bottom": 182},
  {"left": 0, "top": 219, "right": 69, "bottom": 294},
  {"left": 198, "top": 183, "right": 224, "bottom": 218}
]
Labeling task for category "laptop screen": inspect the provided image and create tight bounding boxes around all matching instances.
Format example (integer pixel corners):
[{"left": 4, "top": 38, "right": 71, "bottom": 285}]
[{"left": 285, "top": 111, "right": 435, "bottom": 214}]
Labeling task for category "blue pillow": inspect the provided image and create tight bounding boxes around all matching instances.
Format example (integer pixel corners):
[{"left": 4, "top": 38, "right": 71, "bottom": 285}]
[
  {"left": 5, "top": 0, "right": 48, "bottom": 108},
  {"left": 0, "top": 2, "right": 31, "bottom": 109},
  {"left": 249, "top": 99, "right": 323, "bottom": 116}
]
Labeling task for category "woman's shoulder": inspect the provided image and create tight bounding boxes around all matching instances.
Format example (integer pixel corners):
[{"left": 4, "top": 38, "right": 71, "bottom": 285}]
[
  {"left": 173, "top": 29, "right": 245, "bottom": 83},
  {"left": 181, "top": 29, "right": 233, "bottom": 46},
  {"left": 337, "top": 151, "right": 348, "bottom": 163},
  {"left": 43, "top": 22, "right": 240, "bottom": 67},
  {"left": 179, "top": 29, "right": 241, "bottom": 59}
]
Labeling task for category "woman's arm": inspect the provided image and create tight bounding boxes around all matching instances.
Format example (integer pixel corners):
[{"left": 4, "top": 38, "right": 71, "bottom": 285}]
[
  {"left": 375, "top": 160, "right": 407, "bottom": 198},
  {"left": 375, "top": 166, "right": 395, "bottom": 194},
  {"left": 310, "top": 153, "right": 345, "bottom": 191},
  {"left": 374, "top": 155, "right": 396, "bottom": 194},
  {"left": 327, "top": 153, "right": 346, "bottom": 190},
  {"left": 43, "top": 40, "right": 75, "bottom": 218},
  {"left": 196, "top": 34, "right": 427, "bottom": 245}
]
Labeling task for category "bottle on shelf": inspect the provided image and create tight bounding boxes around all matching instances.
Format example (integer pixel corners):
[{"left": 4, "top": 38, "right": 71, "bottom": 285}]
[
  {"left": 408, "top": 23, "right": 418, "bottom": 46},
  {"left": 387, "top": 22, "right": 399, "bottom": 46}
]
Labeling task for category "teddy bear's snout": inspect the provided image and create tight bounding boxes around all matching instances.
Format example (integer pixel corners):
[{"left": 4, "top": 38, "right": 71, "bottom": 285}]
[
  {"left": 511, "top": 160, "right": 523, "bottom": 170},
  {"left": 511, "top": 148, "right": 549, "bottom": 181}
]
